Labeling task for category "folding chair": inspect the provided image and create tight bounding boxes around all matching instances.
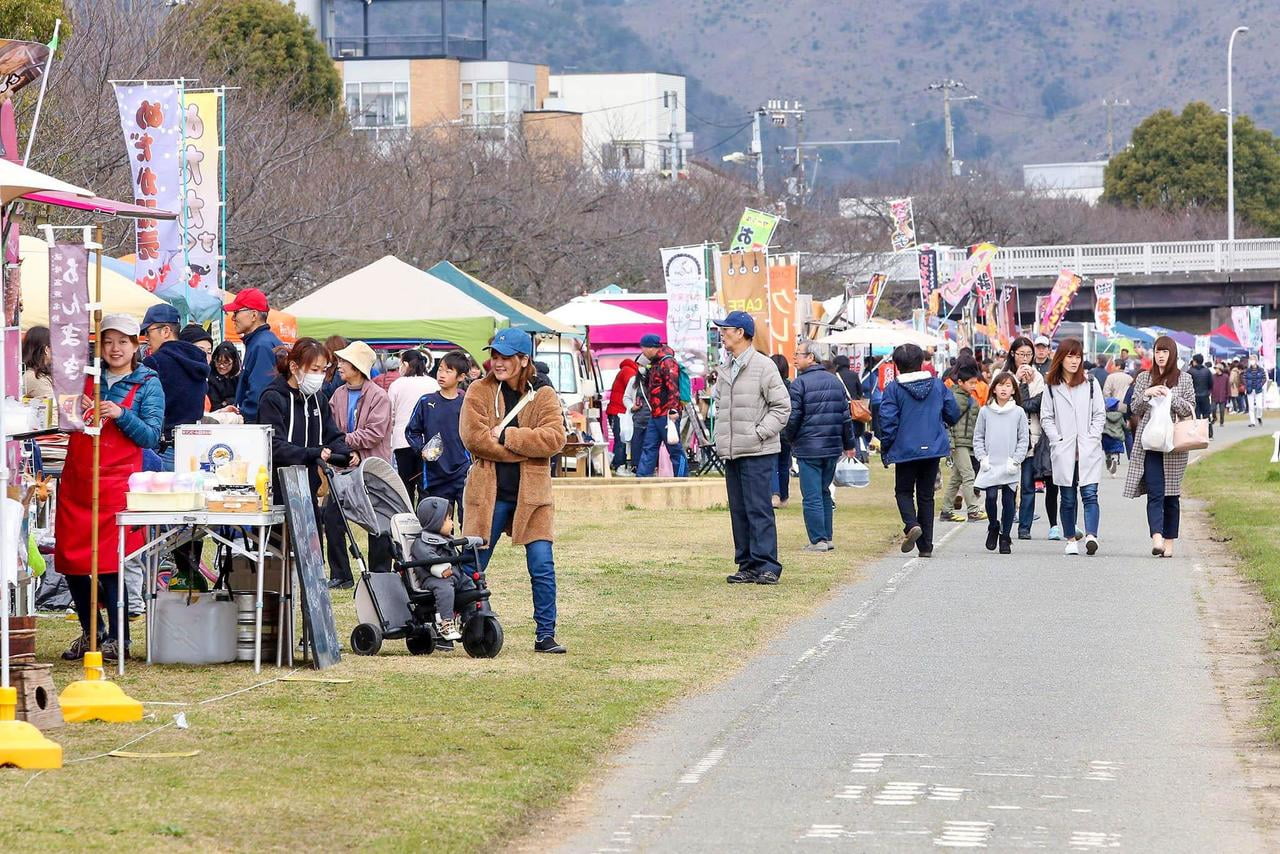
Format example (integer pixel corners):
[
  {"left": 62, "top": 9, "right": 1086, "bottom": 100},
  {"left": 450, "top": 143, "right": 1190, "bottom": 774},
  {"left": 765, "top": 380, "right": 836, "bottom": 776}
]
[{"left": 685, "top": 402, "right": 725, "bottom": 477}]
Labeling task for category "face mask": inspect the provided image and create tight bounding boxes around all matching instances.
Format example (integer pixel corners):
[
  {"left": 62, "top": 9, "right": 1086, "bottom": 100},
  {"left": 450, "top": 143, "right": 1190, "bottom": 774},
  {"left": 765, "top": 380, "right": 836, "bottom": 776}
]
[{"left": 297, "top": 372, "right": 324, "bottom": 396}]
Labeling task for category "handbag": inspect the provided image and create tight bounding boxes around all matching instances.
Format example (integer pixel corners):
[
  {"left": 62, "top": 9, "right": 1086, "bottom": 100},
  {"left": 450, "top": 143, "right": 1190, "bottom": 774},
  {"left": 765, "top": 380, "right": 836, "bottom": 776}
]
[
  {"left": 840, "top": 376, "right": 872, "bottom": 423},
  {"left": 1032, "top": 433, "right": 1053, "bottom": 479},
  {"left": 1171, "top": 416, "right": 1209, "bottom": 452}
]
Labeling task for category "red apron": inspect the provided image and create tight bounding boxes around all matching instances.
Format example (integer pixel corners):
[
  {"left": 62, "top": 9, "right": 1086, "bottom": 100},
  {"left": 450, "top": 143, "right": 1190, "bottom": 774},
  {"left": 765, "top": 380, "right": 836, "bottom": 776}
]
[{"left": 54, "top": 379, "right": 145, "bottom": 576}]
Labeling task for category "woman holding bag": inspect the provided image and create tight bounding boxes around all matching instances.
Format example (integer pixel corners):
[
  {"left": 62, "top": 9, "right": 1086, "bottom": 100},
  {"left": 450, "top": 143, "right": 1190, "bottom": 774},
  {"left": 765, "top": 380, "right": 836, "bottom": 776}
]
[
  {"left": 1040, "top": 338, "right": 1106, "bottom": 556},
  {"left": 1123, "top": 335, "right": 1195, "bottom": 558}
]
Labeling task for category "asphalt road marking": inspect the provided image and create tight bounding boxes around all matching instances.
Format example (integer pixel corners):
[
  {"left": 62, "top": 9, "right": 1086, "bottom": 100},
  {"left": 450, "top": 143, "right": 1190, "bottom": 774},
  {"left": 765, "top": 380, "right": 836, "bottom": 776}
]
[
  {"left": 1069, "top": 830, "right": 1122, "bottom": 848},
  {"left": 676, "top": 747, "right": 724, "bottom": 785},
  {"left": 933, "top": 820, "right": 994, "bottom": 847}
]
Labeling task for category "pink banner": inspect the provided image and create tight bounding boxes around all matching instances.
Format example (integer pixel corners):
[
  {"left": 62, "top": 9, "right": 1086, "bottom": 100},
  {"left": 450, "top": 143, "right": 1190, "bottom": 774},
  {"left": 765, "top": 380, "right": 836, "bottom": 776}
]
[
  {"left": 917, "top": 247, "right": 938, "bottom": 307},
  {"left": 1038, "top": 269, "right": 1082, "bottom": 339},
  {"left": 113, "top": 83, "right": 184, "bottom": 293},
  {"left": 1263, "top": 318, "right": 1277, "bottom": 372},
  {"left": 939, "top": 244, "right": 998, "bottom": 306},
  {"left": 1231, "top": 306, "right": 1252, "bottom": 349},
  {"left": 48, "top": 244, "right": 90, "bottom": 431}
]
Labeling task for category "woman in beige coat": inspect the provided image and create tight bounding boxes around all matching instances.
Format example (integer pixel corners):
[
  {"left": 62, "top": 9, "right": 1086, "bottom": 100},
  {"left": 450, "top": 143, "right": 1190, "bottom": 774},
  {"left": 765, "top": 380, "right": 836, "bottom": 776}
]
[{"left": 461, "top": 329, "right": 567, "bottom": 654}]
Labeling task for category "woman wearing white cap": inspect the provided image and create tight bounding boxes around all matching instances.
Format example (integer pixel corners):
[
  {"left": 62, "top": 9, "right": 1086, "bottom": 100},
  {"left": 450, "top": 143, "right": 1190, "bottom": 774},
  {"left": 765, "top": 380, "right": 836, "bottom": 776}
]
[{"left": 55, "top": 314, "right": 165, "bottom": 662}]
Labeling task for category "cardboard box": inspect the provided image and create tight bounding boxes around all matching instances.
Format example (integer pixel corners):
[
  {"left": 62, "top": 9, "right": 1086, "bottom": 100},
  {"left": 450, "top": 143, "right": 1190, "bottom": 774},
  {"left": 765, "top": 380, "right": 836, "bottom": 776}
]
[{"left": 226, "top": 554, "right": 285, "bottom": 594}]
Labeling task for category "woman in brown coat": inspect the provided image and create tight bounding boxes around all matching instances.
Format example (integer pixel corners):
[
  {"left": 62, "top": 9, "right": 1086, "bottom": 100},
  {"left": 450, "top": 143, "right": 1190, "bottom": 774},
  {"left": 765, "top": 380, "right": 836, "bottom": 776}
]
[
  {"left": 460, "top": 329, "right": 568, "bottom": 653},
  {"left": 1122, "top": 336, "right": 1195, "bottom": 558}
]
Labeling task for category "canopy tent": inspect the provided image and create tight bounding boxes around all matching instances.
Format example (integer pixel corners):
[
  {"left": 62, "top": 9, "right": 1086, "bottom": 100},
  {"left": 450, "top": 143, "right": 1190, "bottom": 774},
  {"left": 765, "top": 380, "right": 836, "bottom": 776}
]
[
  {"left": 1110, "top": 322, "right": 1155, "bottom": 347},
  {"left": 818, "top": 322, "right": 948, "bottom": 349},
  {"left": 1210, "top": 335, "right": 1248, "bottom": 358},
  {"left": 17, "top": 235, "right": 162, "bottom": 330},
  {"left": 1142, "top": 326, "right": 1196, "bottom": 349},
  {"left": 548, "top": 297, "right": 656, "bottom": 329},
  {"left": 286, "top": 256, "right": 500, "bottom": 360},
  {"left": 1211, "top": 323, "right": 1241, "bottom": 344},
  {"left": 426, "top": 261, "right": 577, "bottom": 336}
]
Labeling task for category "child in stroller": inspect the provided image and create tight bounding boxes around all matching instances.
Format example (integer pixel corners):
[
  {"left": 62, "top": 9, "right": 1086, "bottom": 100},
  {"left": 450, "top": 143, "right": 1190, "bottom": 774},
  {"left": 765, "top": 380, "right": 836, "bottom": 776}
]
[
  {"left": 410, "top": 497, "right": 474, "bottom": 644},
  {"left": 1102, "top": 397, "right": 1127, "bottom": 477}
]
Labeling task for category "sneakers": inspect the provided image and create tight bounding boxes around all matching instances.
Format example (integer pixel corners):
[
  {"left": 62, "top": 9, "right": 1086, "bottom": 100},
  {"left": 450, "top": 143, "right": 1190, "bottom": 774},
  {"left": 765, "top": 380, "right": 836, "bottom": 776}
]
[
  {"left": 534, "top": 636, "right": 567, "bottom": 654},
  {"left": 61, "top": 633, "right": 94, "bottom": 661},
  {"left": 939, "top": 511, "right": 964, "bottom": 523},
  {"left": 966, "top": 511, "right": 988, "bottom": 522},
  {"left": 1017, "top": 530, "right": 1032, "bottom": 541},
  {"left": 756, "top": 571, "right": 780, "bottom": 585},
  {"left": 1064, "top": 539, "right": 1080, "bottom": 556},
  {"left": 917, "top": 549, "right": 933, "bottom": 558},
  {"left": 985, "top": 528, "right": 999, "bottom": 551},
  {"left": 726, "top": 571, "right": 758, "bottom": 584},
  {"left": 1107, "top": 455, "right": 1119, "bottom": 476},
  {"left": 434, "top": 639, "right": 455, "bottom": 652},
  {"left": 1085, "top": 535, "right": 1099, "bottom": 556},
  {"left": 101, "top": 638, "right": 130, "bottom": 662},
  {"left": 435, "top": 614, "right": 462, "bottom": 641},
  {"left": 328, "top": 578, "right": 353, "bottom": 590},
  {"left": 803, "top": 541, "right": 834, "bottom": 552},
  {"left": 901, "top": 525, "right": 923, "bottom": 553},
  {"left": 1048, "top": 526, "right": 1063, "bottom": 541},
  {"left": 998, "top": 535, "right": 1012, "bottom": 555}
]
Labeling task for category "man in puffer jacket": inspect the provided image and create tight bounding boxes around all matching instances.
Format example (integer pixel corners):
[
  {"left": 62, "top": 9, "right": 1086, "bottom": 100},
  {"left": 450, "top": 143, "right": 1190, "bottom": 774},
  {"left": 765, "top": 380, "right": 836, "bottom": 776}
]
[
  {"left": 1244, "top": 357, "right": 1267, "bottom": 426},
  {"left": 783, "top": 341, "right": 856, "bottom": 551},
  {"left": 879, "top": 343, "right": 962, "bottom": 557}
]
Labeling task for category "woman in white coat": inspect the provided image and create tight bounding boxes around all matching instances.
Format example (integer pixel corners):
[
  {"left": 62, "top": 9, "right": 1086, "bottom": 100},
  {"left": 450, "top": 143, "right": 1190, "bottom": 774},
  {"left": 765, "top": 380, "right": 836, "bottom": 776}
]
[{"left": 1039, "top": 338, "right": 1106, "bottom": 556}]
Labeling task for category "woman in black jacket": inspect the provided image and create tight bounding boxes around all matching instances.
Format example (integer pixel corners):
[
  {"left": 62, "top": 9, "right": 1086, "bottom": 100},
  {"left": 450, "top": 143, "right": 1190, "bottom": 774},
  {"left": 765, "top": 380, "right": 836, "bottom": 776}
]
[
  {"left": 255, "top": 338, "right": 353, "bottom": 529},
  {"left": 208, "top": 341, "right": 241, "bottom": 411}
]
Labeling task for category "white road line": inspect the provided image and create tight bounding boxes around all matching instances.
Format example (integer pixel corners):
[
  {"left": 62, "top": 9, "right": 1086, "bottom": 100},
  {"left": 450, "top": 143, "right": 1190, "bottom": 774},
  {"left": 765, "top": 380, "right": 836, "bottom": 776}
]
[
  {"left": 1068, "top": 830, "right": 1122, "bottom": 848},
  {"left": 677, "top": 747, "right": 725, "bottom": 785},
  {"left": 934, "top": 820, "right": 995, "bottom": 848}
]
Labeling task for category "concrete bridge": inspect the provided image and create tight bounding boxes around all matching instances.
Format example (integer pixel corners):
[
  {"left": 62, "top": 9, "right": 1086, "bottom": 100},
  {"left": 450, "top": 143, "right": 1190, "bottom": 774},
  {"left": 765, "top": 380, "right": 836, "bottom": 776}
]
[{"left": 852, "top": 238, "right": 1280, "bottom": 329}]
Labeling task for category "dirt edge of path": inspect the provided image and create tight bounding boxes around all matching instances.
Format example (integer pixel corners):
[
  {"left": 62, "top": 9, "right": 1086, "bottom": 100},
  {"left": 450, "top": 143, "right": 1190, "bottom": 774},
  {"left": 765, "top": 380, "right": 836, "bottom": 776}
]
[{"left": 1184, "top": 497, "right": 1280, "bottom": 841}]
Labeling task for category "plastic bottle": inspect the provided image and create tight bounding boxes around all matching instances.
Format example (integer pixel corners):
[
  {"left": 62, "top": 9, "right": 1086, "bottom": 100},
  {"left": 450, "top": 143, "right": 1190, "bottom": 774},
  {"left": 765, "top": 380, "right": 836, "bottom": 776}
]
[{"left": 255, "top": 465, "right": 270, "bottom": 512}]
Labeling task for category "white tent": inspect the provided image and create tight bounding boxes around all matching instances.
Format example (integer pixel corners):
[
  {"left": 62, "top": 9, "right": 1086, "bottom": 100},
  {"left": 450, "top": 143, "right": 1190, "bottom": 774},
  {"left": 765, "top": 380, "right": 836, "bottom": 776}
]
[
  {"left": 547, "top": 297, "right": 656, "bottom": 328},
  {"left": 818, "top": 323, "right": 948, "bottom": 349}
]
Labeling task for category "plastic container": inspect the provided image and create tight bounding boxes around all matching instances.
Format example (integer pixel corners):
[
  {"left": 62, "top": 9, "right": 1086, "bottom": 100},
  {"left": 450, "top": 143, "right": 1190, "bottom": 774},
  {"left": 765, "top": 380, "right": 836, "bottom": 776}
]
[
  {"left": 125, "top": 492, "right": 204, "bottom": 512},
  {"left": 150, "top": 590, "right": 238, "bottom": 664}
]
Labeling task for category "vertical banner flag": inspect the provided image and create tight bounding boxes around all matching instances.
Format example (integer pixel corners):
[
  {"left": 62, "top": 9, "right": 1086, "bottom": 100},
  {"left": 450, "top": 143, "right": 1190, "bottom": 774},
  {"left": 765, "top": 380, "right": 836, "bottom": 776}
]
[
  {"left": 728, "top": 208, "right": 781, "bottom": 252},
  {"left": 183, "top": 90, "right": 221, "bottom": 296},
  {"left": 917, "top": 246, "right": 939, "bottom": 308},
  {"left": 1092, "top": 278, "right": 1116, "bottom": 338},
  {"left": 1033, "top": 296, "right": 1050, "bottom": 335},
  {"left": 114, "top": 83, "right": 183, "bottom": 293},
  {"left": 1194, "top": 335, "right": 1211, "bottom": 361},
  {"left": 1038, "top": 269, "right": 1083, "bottom": 339},
  {"left": 997, "top": 282, "right": 1019, "bottom": 349},
  {"left": 661, "top": 246, "right": 711, "bottom": 376},
  {"left": 1248, "top": 306, "right": 1264, "bottom": 358},
  {"left": 48, "top": 244, "right": 90, "bottom": 431},
  {"left": 1262, "top": 319, "right": 1277, "bottom": 372},
  {"left": 969, "top": 242, "right": 997, "bottom": 302},
  {"left": 889, "top": 197, "right": 916, "bottom": 251},
  {"left": 766, "top": 254, "right": 799, "bottom": 366},
  {"left": 1231, "top": 306, "right": 1252, "bottom": 349},
  {"left": 939, "top": 243, "right": 998, "bottom": 306},
  {"left": 864, "top": 272, "right": 887, "bottom": 320},
  {"left": 718, "top": 250, "right": 769, "bottom": 352}
]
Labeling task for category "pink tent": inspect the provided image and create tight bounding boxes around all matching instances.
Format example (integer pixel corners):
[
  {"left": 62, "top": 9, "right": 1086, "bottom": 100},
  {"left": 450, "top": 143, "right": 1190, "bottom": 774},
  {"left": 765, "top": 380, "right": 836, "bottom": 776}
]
[{"left": 587, "top": 295, "right": 666, "bottom": 347}]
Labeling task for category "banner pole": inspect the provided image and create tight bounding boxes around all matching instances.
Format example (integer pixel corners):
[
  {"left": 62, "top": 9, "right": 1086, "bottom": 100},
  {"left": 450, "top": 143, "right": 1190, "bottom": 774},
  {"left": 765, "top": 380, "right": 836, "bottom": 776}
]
[{"left": 21, "top": 18, "right": 60, "bottom": 165}]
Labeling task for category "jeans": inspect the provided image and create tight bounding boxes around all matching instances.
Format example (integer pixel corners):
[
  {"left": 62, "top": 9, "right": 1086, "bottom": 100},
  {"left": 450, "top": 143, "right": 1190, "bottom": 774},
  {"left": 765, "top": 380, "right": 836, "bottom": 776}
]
[
  {"left": 477, "top": 499, "right": 557, "bottom": 639},
  {"left": 894, "top": 457, "right": 940, "bottom": 553},
  {"left": 1195, "top": 394, "right": 1213, "bottom": 438},
  {"left": 986, "top": 485, "right": 1016, "bottom": 536},
  {"left": 394, "top": 447, "right": 422, "bottom": 506},
  {"left": 943, "top": 447, "right": 978, "bottom": 514},
  {"left": 637, "top": 414, "right": 687, "bottom": 477},
  {"left": 771, "top": 442, "right": 792, "bottom": 501},
  {"left": 1248, "top": 390, "right": 1265, "bottom": 425},
  {"left": 724, "top": 454, "right": 782, "bottom": 577},
  {"left": 1143, "top": 451, "right": 1181, "bottom": 538},
  {"left": 1214, "top": 401, "right": 1227, "bottom": 425},
  {"left": 797, "top": 456, "right": 837, "bottom": 543},
  {"left": 66, "top": 573, "right": 129, "bottom": 646},
  {"left": 630, "top": 410, "right": 650, "bottom": 474},
  {"left": 608, "top": 414, "right": 628, "bottom": 470},
  {"left": 425, "top": 482, "right": 466, "bottom": 528},
  {"left": 1017, "top": 458, "right": 1058, "bottom": 535},
  {"left": 1058, "top": 464, "right": 1100, "bottom": 539}
]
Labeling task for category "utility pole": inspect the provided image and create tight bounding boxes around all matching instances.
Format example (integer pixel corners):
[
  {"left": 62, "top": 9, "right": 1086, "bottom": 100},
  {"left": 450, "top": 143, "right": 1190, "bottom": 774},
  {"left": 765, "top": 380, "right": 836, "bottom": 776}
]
[
  {"left": 666, "top": 89, "right": 679, "bottom": 178},
  {"left": 750, "top": 107, "right": 765, "bottom": 195},
  {"left": 1102, "top": 97, "right": 1130, "bottom": 157},
  {"left": 927, "top": 79, "right": 975, "bottom": 178},
  {"left": 767, "top": 99, "right": 806, "bottom": 200}
]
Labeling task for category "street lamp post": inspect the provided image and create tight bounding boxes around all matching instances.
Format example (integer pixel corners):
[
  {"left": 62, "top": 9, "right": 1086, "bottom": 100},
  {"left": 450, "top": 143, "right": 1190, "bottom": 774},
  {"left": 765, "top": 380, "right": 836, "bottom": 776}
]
[{"left": 1227, "top": 25, "right": 1248, "bottom": 272}]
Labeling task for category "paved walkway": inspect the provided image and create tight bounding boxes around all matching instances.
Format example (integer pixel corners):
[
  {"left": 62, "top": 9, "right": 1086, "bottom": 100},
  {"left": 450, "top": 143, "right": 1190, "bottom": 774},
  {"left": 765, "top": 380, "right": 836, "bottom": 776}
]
[{"left": 554, "top": 420, "right": 1274, "bottom": 852}]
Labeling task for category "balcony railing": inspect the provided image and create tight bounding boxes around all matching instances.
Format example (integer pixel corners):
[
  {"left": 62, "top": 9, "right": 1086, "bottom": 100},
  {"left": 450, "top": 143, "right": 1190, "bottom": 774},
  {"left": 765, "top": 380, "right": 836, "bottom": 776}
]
[{"left": 328, "top": 34, "right": 486, "bottom": 60}]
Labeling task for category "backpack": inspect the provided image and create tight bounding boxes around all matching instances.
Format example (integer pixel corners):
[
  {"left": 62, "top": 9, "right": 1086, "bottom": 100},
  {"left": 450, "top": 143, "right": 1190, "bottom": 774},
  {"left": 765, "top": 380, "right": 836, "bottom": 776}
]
[{"left": 661, "top": 355, "right": 693, "bottom": 404}]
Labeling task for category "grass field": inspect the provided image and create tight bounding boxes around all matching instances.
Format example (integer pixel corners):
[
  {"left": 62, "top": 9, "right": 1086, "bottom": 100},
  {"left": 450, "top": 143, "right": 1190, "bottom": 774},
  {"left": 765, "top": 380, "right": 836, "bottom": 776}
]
[
  {"left": 1, "top": 475, "right": 901, "bottom": 851},
  {"left": 1186, "top": 434, "right": 1280, "bottom": 738}
]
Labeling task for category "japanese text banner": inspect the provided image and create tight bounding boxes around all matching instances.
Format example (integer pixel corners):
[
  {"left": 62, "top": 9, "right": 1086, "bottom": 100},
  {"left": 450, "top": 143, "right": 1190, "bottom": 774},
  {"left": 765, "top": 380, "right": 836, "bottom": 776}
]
[
  {"left": 1039, "top": 269, "right": 1082, "bottom": 339},
  {"left": 661, "top": 246, "right": 711, "bottom": 376},
  {"left": 939, "top": 244, "right": 998, "bottom": 306},
  {"left": 729, "top": 208, "right": 781, "bottom": 252},
  {"left": 889, "top": 197, "right": 916, "bottom": 251},
  {"left": 48, "top": 244, "right": 89, "bottom": 431},
  {"left": 183, "top": 91, "right": 220, "bottom": 298},
  {"left": 113, "top": 83, "right": 183, "bottom": 293},
  {"left": 1092, "top": 278, "right": 1115, "bottom": 338}
]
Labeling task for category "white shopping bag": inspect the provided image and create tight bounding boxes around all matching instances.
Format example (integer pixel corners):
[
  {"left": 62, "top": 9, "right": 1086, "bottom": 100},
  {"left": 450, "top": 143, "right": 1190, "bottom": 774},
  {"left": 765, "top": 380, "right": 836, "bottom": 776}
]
[
  {"left": 1141, "top": 394, "right": 1175, "bottom": 453},
  {"left": 666, "top": 417, "right": 679, "bottom": 445},
  {"left": 618, "top": 411, "right": 634, "bottom": 443},
  {"left": 834, "top": 457, "right": 870, "bottom": 488}
]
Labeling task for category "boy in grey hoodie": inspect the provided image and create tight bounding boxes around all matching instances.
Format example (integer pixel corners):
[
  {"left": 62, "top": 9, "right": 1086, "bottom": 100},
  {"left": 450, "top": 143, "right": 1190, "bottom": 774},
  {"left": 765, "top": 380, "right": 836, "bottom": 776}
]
[{"left": 974, "top": 371, "right": 1030, "bottom": 553}]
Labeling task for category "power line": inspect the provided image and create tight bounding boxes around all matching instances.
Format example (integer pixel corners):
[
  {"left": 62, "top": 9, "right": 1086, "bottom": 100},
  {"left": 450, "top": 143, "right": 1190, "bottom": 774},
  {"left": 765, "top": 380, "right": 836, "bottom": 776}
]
[
  {"left": 692, "top": 120, "right": 753, "bottom": 155},
  {"left": 685, "top": 105, "right": 754, "bottom": 129}
]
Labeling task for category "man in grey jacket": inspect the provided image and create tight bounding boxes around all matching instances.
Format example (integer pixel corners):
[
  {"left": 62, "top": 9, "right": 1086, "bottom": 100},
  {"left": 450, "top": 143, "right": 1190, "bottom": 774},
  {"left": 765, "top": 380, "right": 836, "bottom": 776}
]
[{"left": 712, "top": 311, "right": 792, "bottom": 585}]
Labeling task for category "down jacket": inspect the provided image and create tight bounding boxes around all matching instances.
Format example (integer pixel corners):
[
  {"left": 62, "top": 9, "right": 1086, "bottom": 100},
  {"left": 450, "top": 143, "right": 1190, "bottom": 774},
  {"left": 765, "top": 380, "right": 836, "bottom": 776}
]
[
  {"left": 783, "top": 364, "right": 855, "bottom": 459},
  {"left": 712, "top": 347, "right": 791, "bottom": 459},
  {"left": 879, "top": 371, "right": 962, "bottom": 465},
  {"left": 1244, "top": 365, "right": 1268, "bottom": 394},
  {"left": 948, "top": 385, "right": 980, "bottom": 448}
]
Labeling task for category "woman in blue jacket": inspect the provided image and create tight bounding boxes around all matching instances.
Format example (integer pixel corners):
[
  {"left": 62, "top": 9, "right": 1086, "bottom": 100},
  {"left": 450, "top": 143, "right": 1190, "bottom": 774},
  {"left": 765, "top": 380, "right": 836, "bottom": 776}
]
[{"left": 878, "top": 343, "right": 960, "bottom": 558}]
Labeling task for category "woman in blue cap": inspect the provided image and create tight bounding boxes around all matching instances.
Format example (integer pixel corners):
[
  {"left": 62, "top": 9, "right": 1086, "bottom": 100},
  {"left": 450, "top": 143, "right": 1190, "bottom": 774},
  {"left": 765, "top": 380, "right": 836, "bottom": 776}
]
[{"left": 459, "top": 329, "right": 568, "bottom": 653}]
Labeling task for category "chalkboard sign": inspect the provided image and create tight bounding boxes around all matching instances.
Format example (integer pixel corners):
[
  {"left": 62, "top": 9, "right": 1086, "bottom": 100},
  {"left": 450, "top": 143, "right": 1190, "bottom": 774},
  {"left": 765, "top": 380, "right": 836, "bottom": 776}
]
[{"left": 279, "top": 466, "right": 341, "bottom": 669}]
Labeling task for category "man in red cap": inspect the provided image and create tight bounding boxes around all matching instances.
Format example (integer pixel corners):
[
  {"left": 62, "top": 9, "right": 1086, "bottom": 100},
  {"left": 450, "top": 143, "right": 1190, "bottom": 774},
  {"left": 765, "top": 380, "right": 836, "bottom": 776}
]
[{"left": 224, "top": 288, "right": 282, "bottom": 422}]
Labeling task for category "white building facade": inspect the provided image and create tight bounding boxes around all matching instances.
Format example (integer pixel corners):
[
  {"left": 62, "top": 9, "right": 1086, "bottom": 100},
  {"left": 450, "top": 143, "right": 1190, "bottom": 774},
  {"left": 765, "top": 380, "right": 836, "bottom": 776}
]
[{"left": 547, "top": 72, "right": 692, "bottom": 176}]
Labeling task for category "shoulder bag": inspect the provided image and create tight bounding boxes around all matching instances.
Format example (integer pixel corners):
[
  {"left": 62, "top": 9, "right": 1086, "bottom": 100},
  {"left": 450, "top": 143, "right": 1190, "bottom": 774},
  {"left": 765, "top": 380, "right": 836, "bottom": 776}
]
[{"left": 840, "top": 375, "right": 872, "bottom": 423}]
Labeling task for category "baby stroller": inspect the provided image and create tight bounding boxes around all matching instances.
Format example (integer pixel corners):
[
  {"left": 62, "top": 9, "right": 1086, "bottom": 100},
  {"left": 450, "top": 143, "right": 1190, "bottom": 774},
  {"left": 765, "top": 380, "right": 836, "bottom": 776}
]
[{"left": 323, "top": 458, "right": 504, "bottom": 658}]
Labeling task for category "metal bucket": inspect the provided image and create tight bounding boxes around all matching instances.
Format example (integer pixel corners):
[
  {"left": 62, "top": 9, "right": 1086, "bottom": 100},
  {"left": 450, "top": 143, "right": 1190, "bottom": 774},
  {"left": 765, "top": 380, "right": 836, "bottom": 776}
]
[{"left": 234, "top": 592, "right": 280, "bottom": 662}]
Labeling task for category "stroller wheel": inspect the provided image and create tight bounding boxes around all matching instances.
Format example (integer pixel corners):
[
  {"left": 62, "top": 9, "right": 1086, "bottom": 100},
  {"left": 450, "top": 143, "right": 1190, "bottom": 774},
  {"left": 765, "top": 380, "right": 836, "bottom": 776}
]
[
  {"left": 350, "top": 623, "right": 383, "bottom": 656},
  {"left": 463, "top": 615, "right": 504, "bottom": 659},
  {"left": 405, "top": 632, "right": 434, "bottom": 656}
]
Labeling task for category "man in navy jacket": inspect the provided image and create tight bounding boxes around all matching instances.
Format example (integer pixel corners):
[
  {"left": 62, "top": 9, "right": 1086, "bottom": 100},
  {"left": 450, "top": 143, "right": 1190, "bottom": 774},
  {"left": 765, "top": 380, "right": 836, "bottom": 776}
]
[
  {"left": 783, "top": 341, "right": 856, "bottom": 551},
  {"left": 224, "top": 288, "right": 283, "bottom": 422},
  {"left": 879, "top": 343, "right": 961, "bottom": 558},
  {"left": 141, "top": 304, "right": 210, "bottom": 467}
]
